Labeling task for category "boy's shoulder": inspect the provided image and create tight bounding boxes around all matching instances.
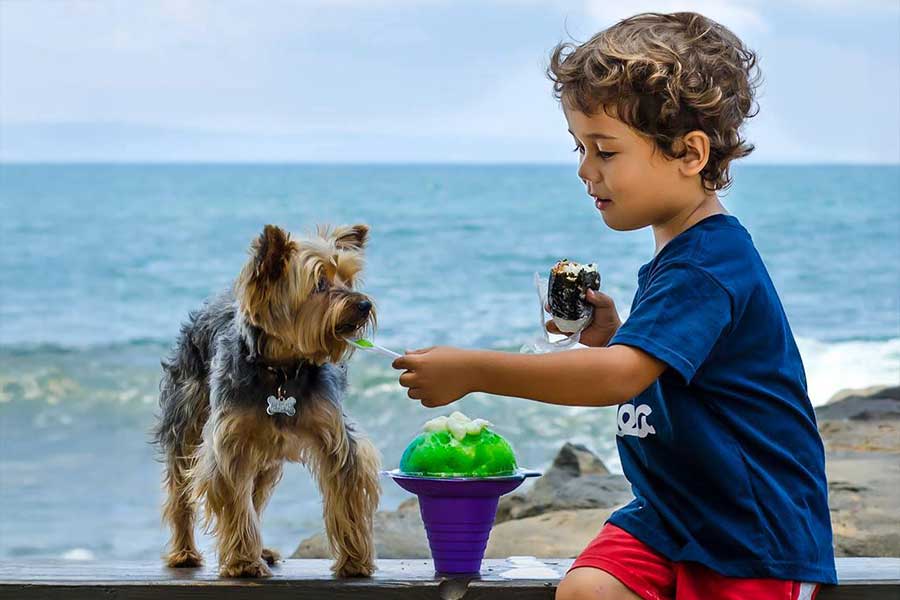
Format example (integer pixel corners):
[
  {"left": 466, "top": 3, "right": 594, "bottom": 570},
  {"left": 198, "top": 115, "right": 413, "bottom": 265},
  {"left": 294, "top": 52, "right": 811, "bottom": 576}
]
[{"left": 647, "top": 214, "right": 765, "bottom": 295}]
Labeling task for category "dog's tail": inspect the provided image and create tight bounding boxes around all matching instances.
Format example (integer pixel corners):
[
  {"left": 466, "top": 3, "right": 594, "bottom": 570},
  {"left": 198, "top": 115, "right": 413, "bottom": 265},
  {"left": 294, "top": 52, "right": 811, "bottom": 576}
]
[{"left": 152, "top": 319, "right": 210, "bottom": 457}]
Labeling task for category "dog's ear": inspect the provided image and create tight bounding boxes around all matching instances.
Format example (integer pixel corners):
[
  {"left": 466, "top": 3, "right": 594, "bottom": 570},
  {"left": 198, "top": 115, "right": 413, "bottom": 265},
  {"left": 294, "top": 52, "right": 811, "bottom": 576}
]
[
  {"left": 332, "top": 224, "right": 369, "bottom": 251},
  {"left": 251, "top": 224, "right": 296, "bottom": 284}
]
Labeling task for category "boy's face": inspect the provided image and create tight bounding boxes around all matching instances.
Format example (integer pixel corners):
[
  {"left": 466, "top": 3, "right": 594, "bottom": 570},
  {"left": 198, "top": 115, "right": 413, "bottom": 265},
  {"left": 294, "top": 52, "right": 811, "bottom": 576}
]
[{"left": 564, "top": 103, "right": 687, "bottom": 231}]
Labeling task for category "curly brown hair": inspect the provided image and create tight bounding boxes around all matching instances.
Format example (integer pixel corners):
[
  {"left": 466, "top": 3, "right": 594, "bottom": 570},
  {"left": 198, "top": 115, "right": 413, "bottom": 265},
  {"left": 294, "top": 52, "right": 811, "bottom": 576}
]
[{"left": 548, "top": 12, "right": 761, "bottom": 192}]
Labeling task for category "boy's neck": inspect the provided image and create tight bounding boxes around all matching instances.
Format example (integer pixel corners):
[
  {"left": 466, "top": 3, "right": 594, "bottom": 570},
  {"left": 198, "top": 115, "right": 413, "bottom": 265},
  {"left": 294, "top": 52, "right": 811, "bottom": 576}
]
[{"left": 652, "top": 192, "right": 726, "bottom": 255}]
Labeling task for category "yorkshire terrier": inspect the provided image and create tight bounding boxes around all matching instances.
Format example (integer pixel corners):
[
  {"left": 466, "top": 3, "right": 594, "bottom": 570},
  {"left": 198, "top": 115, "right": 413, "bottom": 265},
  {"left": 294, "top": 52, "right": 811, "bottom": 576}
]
[{"left": 153, "top": 223, "right": 381, "bottom": 578}]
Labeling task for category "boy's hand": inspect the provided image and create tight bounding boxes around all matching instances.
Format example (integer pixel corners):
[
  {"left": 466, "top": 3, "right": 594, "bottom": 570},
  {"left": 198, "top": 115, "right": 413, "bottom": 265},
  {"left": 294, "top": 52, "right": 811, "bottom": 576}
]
[
  {"left": 546, "top": 289, "right": 622, "bottom": 347},
  {"left": 392, "top": 346, "right": 476, "bottom": 408}
]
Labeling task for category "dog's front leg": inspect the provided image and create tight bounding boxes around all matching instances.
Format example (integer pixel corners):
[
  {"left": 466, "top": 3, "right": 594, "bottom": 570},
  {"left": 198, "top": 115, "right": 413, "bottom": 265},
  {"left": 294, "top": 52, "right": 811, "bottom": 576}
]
[
  {"left": 192, "top": 411, "right": 270, "bottom": 578},
  {"left": 253, "top": 464, "right": 284, "bottom": 565},
  {"left": 307, "top": 408, "right": 381, "bottom": 577}
]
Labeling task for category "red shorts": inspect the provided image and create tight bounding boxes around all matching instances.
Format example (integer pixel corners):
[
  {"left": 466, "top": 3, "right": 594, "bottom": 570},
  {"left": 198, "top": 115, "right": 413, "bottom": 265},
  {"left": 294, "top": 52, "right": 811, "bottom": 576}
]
[{"left": 569, "top": 524, "right": 821, "bottom": 600}]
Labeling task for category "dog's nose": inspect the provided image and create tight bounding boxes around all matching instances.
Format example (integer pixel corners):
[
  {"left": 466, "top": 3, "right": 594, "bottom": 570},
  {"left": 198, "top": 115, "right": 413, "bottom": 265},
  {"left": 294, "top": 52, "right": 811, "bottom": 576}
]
[{"left": 356, "top": 300, "right": 372, "bottom": 315}]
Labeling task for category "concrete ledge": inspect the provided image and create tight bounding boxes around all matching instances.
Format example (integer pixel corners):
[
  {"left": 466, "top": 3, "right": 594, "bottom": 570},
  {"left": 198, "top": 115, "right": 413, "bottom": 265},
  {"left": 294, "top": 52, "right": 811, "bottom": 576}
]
[{"left": 1, "top": 557, "right": 898, "bottom": 599}]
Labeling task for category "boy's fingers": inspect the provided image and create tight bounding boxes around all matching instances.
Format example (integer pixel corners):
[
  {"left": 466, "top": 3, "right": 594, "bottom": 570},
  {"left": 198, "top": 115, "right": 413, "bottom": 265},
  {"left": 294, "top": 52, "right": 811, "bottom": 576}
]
[
  {"left": 407, "top": 388, "right": 423, "bottom": 400},
  {"left": 545, "top": 319, "right": 561, "bottom": 334},
  {"left": 394, "top": 347, "right": 436, "bottom": 370},
  {"left": 585, "top": 289, "right": 614, "bottom": 307},
  {"left": 398, "top": 372, "right": 417, "bottom": 388},
  {"left": 392, "top": 356, "right": 416, "bottom": 370},
  {"left": 405, "top": 346, "right": 435, "bottom": 355}
]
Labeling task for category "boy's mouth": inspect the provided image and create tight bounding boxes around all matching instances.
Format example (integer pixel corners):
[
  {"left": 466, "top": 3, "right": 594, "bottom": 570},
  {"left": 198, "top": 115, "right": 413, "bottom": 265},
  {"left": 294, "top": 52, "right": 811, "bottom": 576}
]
[{"left": 594, "top": 197, "right": 612, "bottom": 211}]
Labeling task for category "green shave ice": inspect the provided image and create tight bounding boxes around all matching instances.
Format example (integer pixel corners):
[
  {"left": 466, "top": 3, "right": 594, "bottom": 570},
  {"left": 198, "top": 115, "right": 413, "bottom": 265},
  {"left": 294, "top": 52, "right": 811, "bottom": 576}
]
[{"left": 399, "top": 411, "right": 517, "bottom": 478}]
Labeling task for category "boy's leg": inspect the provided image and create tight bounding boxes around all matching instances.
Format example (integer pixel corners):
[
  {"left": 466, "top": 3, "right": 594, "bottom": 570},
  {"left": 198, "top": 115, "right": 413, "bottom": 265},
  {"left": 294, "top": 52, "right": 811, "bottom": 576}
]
[
  {"left": 675, "top": 561, "right": 821, "bottom": 600},
  {"left": 557, "top": 568, "right": 644, "bottom": 600},
  {"left": 557, "top": 523, "right": 675, "bottom": 600}
]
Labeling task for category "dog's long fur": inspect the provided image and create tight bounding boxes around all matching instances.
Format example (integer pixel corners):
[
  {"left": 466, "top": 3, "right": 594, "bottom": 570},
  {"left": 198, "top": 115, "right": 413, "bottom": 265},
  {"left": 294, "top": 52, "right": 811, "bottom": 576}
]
[{"left": 153, "top": 224, "right": 380, "bottom": 578}]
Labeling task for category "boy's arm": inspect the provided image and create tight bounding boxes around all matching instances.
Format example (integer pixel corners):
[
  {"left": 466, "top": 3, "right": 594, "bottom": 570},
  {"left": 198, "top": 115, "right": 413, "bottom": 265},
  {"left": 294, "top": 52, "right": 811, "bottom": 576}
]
[{"left": 394, "top": 345, "right": 666, "bottom": 408}]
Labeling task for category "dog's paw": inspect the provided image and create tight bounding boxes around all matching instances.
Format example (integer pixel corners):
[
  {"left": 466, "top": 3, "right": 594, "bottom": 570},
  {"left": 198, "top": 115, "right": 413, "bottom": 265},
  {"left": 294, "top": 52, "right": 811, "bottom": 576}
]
[
  {"left": 333, "top": 557, "right": 376, "bottom": 578},
  {"left": 165, "top": 549, "right": 203, "bottom": 568},
  {"left": 261, "top": 548, "right": 281, "bottom": 565},
  {"left": 220, "top": 559, "right": 273, "bottom": 578}
]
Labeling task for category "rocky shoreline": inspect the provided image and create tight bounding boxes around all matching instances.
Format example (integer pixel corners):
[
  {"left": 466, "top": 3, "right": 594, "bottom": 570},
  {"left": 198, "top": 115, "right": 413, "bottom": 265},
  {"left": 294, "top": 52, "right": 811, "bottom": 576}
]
[{"left": 293, "top": 385, "right": 900, "bottom": 560}]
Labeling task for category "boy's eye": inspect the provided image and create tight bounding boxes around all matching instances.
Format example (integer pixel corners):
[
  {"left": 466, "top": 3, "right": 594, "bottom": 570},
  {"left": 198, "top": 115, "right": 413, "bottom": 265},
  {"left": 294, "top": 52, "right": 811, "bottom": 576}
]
[{"left": 572, "top": 144, "right": 615, "bottom": 160}]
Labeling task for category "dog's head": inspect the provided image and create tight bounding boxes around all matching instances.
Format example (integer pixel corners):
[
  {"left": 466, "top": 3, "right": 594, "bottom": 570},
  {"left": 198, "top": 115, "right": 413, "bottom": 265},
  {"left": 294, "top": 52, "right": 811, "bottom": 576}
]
[{"left": 235, "top": 224, "right": 375, "bottom": 364}]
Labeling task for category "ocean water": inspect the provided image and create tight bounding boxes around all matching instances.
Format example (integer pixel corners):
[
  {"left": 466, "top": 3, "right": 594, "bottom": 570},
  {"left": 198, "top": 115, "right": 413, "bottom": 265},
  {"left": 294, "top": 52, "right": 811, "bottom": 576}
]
[{"left": 1, "top": 163, "right": 898, "bottom": 562}]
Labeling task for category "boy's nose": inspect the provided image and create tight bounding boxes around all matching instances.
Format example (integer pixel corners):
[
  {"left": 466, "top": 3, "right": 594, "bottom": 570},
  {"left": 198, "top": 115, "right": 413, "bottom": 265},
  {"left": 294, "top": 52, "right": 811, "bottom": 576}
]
[{"left": 577, "top": 158, "right": 596, "bottom": 184}]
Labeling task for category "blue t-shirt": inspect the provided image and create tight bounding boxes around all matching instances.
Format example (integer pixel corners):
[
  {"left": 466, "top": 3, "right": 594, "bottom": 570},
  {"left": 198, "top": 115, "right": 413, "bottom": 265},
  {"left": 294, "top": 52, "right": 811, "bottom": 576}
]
[{"left": 607, "top": 214, "right": 836, "bottom": 584}]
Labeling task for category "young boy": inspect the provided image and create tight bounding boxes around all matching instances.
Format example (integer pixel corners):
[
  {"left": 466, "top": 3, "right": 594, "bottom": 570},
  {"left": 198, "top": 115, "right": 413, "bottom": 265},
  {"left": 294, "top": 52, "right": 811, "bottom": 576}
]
[{"left": 393, "top": 11, "right": 836, "bottom": 600}]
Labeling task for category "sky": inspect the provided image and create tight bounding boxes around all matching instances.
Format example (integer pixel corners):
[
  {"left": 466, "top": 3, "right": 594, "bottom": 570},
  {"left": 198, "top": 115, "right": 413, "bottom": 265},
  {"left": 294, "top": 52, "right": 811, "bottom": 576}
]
[{"left": 1, "top": 0, "right": 898, "bottom": 163}]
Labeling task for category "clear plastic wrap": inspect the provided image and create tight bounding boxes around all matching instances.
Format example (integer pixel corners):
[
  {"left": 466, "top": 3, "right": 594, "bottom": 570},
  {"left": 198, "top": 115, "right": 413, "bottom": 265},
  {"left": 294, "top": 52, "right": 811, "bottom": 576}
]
[{"left": 519, "top": 272, "right": 584, "bottom": 354}]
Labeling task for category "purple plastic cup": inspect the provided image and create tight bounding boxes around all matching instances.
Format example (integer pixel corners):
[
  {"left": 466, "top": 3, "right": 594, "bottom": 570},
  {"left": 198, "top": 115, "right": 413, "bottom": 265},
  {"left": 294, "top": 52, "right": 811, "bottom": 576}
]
[{"left": 386, "top": 469, "right": 540, "bottom": 574}]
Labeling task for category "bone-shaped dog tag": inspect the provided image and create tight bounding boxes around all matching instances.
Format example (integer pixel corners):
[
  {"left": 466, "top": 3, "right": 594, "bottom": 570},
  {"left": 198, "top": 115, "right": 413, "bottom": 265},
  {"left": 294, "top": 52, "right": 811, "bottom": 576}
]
[{"left": 266, "top": 395, "right": 296, "bottom": 416}]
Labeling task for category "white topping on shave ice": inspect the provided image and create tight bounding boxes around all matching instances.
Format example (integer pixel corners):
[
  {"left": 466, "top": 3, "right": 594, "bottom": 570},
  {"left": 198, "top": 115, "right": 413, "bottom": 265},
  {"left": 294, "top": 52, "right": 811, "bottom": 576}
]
[{"left": 423, "top": 411, "right": 493, "bottom": 441}]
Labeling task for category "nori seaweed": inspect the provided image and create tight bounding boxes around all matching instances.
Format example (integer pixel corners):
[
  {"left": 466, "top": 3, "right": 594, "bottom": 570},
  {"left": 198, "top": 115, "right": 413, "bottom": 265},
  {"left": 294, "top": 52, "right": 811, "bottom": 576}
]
[{"left": 548, "top": 262, "right": 601, "bottom": 321}]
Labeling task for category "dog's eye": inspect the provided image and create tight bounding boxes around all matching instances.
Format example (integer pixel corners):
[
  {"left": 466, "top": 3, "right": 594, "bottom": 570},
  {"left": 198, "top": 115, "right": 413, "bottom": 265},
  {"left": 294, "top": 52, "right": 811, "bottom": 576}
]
[{"left": 316, "top": 277, "right": 329, "bottom": 293}]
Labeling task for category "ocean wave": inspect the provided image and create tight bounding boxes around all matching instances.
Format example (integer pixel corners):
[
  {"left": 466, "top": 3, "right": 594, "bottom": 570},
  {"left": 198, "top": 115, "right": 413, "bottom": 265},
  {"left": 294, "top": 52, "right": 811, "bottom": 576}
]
[
  {"left": 61, "top": 548, "right": 96, "bottom": 561},
  {"left": 0, "top": 338, "right": 171, "bottom": 357},
  {"left": 1, "top": 335, "right": 896, "bottom": 409},
  {"left": 797, "top": 336, "right": 900, "bottom": 406}
]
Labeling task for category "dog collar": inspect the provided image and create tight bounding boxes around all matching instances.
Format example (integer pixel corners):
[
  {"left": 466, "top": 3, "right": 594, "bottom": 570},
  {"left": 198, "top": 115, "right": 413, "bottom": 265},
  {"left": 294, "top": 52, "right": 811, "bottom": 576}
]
[
  {"left": 262, "top": 361, "right": 307, "bottom": 382},
  {"left": 261, "top": 361, "right": 308, "bottom": 417}
]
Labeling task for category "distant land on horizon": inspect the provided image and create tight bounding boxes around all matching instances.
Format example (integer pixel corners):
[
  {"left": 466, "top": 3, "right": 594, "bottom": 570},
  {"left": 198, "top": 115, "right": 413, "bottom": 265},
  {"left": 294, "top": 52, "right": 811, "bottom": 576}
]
[
  {"left": 2, "top": 161, "right": 899, "bottom": 167},
  {"left": 2, "top": 121, "right": 898, "bottom": 165}
]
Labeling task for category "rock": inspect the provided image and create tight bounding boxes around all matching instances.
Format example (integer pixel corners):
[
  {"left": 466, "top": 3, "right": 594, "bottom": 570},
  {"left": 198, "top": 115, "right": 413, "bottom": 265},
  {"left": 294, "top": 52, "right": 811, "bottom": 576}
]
[
  {"left": 815, "top": 384, "right": 900, "bottom": 557},
  {"left": 496, "top": 443, "right": 632, "bottom": 523},
  {"left": 544, "top": 442, "right": 611, "bottom": 478},
  {"left": 817, "top": 385, "right": 900, "bottom": 421},
  {"left": 827, "top": 451, "right": 900, "bottom": 557},
  {"left": 498, "top": 473, "right": 632, "bottom": 522},
  {"left": 528, "top": 443, "right": 611, "bottom": 503},
  {"left": 486, "top": 508, "right": 619, "bottom": 558},
  {"left": 827, "top": 385, "right": 900, "bottom": 404},
  {"left": 494, "top": 493, "right": 529, "bottom": 524},
  {"left": 292, "top": 530, "right": 330, "bottom": 559},
  {"left": 291, "top": 497, "right": 430, "bottom": 559},
  {"left": 818, "top": 420, "right": 900, "bottom": 453}
]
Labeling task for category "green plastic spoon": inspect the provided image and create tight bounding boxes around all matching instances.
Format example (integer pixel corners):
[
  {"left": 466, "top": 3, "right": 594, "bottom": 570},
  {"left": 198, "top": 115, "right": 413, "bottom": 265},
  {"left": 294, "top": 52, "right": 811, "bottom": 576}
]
[{"left": 347, "top": 338, "right": 402, "bottom": 359}]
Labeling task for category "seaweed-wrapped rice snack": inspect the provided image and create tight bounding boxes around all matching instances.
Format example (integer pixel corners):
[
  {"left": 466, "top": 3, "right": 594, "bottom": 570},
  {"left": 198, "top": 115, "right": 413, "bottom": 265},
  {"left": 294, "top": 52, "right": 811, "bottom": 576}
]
[{"left": 548, "top": 259, "right": 601, "bottom": 334}]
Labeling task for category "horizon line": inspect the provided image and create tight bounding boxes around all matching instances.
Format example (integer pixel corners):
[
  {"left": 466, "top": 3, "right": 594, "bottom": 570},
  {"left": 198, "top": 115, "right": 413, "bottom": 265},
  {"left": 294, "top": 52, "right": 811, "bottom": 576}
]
[{"left": 2, "top": 160, "right": 899, "bottom": 167}]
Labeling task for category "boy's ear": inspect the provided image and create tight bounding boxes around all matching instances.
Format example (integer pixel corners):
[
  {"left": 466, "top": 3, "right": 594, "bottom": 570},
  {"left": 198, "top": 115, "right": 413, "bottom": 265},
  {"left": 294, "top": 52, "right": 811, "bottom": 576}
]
[
  {"left": 677, "top": 130, "right": 711, "bottom": 178},
  {"left": 332, "top": 224, "right": 369, "bottom": 251},
  {"left": 250, "top": 224, "right": 297, "bottom": 284}
]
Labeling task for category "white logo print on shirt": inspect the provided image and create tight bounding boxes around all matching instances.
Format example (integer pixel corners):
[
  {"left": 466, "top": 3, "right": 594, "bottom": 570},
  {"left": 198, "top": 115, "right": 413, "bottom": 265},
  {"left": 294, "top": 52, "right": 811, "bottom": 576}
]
[{"left": 617, "top": 403, "right": 657, "bottom": 438}]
